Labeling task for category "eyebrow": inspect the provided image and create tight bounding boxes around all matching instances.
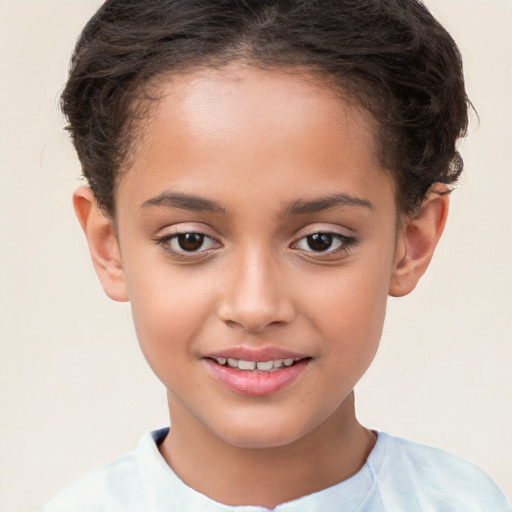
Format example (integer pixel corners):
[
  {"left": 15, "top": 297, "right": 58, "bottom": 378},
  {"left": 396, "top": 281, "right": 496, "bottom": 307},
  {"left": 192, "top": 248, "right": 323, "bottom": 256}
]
[
  {"left": 140, "top": 191, "right": 226, "bottom": 214},
  {"left": 285, "top": 193, "right": 373, "bottom": 215},
  {"left": 140, "top": 190, "right": 372, "bottom": 215}
]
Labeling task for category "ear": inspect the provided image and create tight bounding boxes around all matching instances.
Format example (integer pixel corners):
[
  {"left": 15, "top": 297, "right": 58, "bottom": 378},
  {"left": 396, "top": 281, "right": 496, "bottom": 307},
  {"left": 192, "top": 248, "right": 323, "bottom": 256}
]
[
  {"left": 73, "top": 186, "right": 129, "bottom": 302},
  {"left": 389, "top": 185, "right": 450, "bottom": 297}
]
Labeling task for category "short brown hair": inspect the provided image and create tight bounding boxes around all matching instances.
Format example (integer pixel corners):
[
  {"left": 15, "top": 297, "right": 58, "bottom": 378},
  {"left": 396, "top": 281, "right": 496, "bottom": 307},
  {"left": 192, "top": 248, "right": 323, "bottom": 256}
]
[{"left": 61, "top": 0, "right": 471, "bottom": 215}]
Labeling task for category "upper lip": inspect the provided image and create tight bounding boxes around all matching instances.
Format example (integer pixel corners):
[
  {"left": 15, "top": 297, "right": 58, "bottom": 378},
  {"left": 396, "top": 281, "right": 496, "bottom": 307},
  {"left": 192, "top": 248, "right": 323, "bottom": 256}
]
[{"left": 203, "top": 346, "right": 310, "bottom": 362}]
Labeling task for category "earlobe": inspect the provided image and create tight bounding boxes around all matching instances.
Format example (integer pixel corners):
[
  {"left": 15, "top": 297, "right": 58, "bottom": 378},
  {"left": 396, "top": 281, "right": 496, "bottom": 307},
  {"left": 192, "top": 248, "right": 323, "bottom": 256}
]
[
  {"left": 73, "top": 186, "right": 129, "bottom": 302},
  {"left": 389, "top": 185, "right": 450, "bottom": 297}
]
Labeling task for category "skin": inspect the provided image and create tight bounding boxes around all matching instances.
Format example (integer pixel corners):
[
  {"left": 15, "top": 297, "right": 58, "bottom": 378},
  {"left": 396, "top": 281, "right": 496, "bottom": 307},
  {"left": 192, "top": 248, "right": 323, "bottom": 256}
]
[{"left": 74, "top": 64, "right": 449, "bottom": 508}]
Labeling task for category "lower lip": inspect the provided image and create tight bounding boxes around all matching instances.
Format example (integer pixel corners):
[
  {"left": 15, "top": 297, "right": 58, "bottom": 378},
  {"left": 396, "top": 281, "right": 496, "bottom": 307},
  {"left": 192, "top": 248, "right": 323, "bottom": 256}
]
[{"left": 204, "top": 359, "right": 309, "bottom": 397}]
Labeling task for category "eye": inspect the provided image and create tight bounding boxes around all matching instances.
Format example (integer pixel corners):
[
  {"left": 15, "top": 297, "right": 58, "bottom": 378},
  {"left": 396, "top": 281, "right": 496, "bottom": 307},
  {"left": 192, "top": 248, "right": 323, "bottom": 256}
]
[
  {"left": 173, "top": 233, "right": 209, "bottom": 252},
  {"left": 156, "top": 231, "right": 220, "bottom": 256},
  {"left": 292, "top": 232, "right": 356, "bottom": 255}
]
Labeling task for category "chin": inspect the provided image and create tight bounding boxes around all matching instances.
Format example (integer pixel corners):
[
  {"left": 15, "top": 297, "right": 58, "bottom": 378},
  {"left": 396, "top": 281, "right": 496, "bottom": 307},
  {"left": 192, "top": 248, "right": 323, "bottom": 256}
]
[
  {"left": 211, "top": 415, "right": 316, "bottom": 450},
  {"left": 220, "top": 431, "right": 301, "bottom": 450}
]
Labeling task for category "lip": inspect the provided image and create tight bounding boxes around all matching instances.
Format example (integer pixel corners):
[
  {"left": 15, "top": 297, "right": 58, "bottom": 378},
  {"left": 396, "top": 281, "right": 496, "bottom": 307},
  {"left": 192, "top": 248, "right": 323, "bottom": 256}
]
[
  {"left": 202, "top": 346, "right": 311, "bottom": 397},
  {"left": 203, "top": 346, "right": 309, "bottom": 362}
]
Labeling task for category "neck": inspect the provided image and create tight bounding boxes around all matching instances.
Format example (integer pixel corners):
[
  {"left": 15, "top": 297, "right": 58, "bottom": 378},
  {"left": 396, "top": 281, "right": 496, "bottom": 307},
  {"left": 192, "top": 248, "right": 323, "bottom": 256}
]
[{"left": 159, "top": 392, "right": 376, "bottom": 508}]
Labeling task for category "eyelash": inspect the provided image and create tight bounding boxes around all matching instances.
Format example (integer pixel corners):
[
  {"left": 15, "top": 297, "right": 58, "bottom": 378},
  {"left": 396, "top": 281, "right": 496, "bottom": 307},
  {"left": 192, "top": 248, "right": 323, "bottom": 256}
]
[
  {"left": 155, "top": 229, "right": 356, "bottom": 262},
  {"left": 291, "top": 232, "right": 357, "bottom": 258},
  {"left": 155, "top": 231, "right": 221, "bottom": 260}
]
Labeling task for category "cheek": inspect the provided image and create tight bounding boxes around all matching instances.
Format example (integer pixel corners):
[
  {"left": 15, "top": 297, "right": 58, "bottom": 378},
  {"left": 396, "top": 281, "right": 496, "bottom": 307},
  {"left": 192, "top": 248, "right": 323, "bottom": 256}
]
[
  {"left": 321, "top": 282, "right": 387, "bottom": 377},
  {"left": 299, "top": 248, "right": 395, "bottom": 373},
  {"left": 304, "top": 262, "right": 390, "bottom": 331},
  {"left": 124, "top": 263, "right": 215, "bottom": 377}
]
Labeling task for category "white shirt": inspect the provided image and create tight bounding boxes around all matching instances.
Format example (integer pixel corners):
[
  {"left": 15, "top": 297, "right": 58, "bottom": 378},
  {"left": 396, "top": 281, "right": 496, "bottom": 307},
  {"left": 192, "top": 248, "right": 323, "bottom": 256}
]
[{"left": 39, "top": 428, "right": 511, "bottom": 511}]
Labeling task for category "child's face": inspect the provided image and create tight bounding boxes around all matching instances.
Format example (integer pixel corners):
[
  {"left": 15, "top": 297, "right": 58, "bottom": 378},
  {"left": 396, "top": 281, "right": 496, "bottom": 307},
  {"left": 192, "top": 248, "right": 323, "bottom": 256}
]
[{"left": 105, "top": 65, "right": 404, "bottom": 448}]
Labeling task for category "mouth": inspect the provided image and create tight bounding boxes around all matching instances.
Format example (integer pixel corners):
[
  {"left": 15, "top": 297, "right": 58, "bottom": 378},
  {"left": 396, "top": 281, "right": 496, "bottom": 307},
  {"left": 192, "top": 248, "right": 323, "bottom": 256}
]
[
  {"left": 209, "top": 356, "right": 307, "bottom": 373},
  {"left": 203, "top": 350, "right": 311, "bottom": 396}
]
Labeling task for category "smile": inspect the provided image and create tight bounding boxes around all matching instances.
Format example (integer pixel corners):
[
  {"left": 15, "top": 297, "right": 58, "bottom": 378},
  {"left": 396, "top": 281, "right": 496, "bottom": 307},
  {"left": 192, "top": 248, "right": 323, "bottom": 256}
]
[
  {"left": 212, "top": 357, "right": 301, "bottom": 372},
  {"left": 204, "top": 355, "right": 310, "bottom": 396}
]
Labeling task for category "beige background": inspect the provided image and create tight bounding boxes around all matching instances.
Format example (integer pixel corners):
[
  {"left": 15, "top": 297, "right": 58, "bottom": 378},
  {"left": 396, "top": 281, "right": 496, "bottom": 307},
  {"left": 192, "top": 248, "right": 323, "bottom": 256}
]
[{"left": 0, "top": 0, "right": 510, "bottom": 510}]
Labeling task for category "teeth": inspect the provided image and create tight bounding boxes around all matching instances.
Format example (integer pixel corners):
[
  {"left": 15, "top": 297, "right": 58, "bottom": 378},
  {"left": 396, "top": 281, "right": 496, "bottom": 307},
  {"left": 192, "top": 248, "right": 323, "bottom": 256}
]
[
  {"left": 238, "top": 360, "right": 256, "bottom": 370},
  {"left": 213, "top": 357, "right": 301, "bottom": 372},
  {"left": 256, "top": 361, "right": 274, "bottom": 371}
]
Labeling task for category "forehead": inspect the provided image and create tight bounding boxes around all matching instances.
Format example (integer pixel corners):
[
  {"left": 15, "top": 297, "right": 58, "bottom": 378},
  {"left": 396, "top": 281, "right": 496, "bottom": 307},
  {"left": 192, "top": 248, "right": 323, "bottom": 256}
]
[
  {"left": 139, "top": 64, "right": 378, "bottom": 156},
  {"left": 118, "top": 64, "right": 394, "bottom": 214}
]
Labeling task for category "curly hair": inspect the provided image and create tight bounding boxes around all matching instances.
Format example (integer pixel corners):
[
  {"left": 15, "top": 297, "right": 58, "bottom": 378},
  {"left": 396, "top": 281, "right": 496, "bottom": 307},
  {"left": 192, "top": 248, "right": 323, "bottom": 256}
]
[{"left": 61, "top": 0, "right": 471, "bottom": 215}]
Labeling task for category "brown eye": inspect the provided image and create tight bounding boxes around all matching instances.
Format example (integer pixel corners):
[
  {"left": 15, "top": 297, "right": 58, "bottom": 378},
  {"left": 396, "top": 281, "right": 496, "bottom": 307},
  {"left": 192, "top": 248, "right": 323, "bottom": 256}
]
[
  {"left": 306, "top": 233, "right": 334, "bottom": 252},
  {"left": 177, "top": 233, "right": 205, "bottom": 251},
  {"left": 292, "top": 231, "right": 356, "bottom": 257},
  {"left": 156, "top": 230, "right": 221, "bottom": 259}
]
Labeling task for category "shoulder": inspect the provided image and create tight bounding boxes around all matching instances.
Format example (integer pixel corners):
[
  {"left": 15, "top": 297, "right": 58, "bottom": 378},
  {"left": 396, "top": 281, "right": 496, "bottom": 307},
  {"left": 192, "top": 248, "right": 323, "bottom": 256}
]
[
  {"left": 38, "top": 453, "right": 143, "bottom": 512},
  {"left": 369, "top": 433, "right": 511, "bottom": 512},
  {"left": 37, "top": 430, "right": 168, "bottom": 512}
]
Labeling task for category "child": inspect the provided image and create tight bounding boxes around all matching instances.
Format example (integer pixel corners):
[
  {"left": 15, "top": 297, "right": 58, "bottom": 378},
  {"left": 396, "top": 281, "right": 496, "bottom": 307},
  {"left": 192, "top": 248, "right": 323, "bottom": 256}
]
[{"left": 40, "top": 0, "right": 510, "bottom": 510}]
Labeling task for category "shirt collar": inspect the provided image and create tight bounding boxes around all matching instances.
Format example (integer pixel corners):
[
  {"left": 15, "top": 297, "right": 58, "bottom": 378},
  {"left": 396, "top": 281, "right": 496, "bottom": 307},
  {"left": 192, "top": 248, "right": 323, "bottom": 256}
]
[{"left": 134, "top": 427, "right": 388, "bottom": 511}]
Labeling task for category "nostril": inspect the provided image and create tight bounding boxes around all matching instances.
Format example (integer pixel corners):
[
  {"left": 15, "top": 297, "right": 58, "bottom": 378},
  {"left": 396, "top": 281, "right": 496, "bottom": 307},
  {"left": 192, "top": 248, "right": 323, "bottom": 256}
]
[
  {"left": 220, "top": 305, "right": 296, "bottom": 332},
  {"left": 216, "top": 270, "right": 296, "bottom": 331}
]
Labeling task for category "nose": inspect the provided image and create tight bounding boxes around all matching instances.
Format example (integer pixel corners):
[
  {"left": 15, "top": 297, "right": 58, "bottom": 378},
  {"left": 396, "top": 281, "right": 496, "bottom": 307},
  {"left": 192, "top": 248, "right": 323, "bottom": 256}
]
[{"left": 217, "top": 247, "right": 295, "bottom": 333}]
